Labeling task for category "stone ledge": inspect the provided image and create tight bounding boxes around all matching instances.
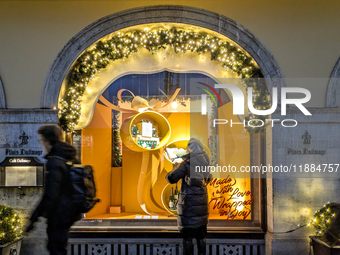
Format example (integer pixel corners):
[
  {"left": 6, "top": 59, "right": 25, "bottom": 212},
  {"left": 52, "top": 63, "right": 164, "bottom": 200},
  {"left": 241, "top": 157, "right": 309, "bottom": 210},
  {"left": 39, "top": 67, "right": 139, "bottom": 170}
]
[
  {"left": 0, "top": 109, "right": 58, "bottom": 123},
  {"left": 266, "top": 232, "right": 310, "bottom": 255}
]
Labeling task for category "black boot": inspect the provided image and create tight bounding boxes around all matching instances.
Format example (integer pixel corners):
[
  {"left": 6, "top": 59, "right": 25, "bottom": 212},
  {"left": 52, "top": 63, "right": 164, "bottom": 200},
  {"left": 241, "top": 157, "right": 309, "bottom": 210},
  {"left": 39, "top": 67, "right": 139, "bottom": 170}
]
[
  {"left": 197, "top": 238, "right": 206, "bottom": 255},
  {"left": 183, "top": 238, "right": 193, "bottom": 255}
]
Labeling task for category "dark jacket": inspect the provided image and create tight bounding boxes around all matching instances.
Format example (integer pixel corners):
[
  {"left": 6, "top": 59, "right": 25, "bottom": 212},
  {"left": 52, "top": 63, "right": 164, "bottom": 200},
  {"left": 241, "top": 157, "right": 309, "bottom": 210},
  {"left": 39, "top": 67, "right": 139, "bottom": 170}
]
[
  {"left": 31, "top": 141, "right": 81, "bottom": 229},
  {"left": 166, "top": 151, "right": 211, "bottom": 230}
]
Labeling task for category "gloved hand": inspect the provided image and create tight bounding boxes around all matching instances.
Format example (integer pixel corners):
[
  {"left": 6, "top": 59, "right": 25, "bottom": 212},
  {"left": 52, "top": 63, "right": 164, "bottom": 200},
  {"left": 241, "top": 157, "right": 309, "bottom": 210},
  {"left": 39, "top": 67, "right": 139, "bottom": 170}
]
[{"left": 173, "top": 163, "right": 180, "bottom": 170}]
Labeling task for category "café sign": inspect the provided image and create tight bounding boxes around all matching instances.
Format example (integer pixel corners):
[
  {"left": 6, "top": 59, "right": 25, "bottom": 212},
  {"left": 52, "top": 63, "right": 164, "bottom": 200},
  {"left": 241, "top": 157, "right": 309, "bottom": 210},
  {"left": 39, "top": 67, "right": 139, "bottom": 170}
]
[{"left": 9, "top": 158, "right": 31, "bottom": 163}]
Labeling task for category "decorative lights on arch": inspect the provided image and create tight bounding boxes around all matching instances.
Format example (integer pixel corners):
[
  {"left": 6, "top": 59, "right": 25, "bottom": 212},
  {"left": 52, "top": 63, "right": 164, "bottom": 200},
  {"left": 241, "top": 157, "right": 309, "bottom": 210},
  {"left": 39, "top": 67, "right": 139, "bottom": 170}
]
[{"left": 59, "top": 26, "right": 270, "bottom": 133}]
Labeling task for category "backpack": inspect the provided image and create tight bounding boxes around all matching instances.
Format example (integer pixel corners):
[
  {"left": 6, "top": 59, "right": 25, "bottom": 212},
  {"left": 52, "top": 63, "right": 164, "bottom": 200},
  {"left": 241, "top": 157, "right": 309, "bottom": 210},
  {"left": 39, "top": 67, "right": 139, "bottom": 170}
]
[{"left": 54, "top": 156, "right": 100, "bottom": 213}]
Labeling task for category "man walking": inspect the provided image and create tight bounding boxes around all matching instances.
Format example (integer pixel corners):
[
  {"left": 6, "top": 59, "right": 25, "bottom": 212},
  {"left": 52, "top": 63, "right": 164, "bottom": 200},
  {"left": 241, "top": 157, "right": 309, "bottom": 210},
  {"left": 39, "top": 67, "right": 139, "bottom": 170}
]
[{"left": 26, "top": 125, "right": 81, "bottom": 255}]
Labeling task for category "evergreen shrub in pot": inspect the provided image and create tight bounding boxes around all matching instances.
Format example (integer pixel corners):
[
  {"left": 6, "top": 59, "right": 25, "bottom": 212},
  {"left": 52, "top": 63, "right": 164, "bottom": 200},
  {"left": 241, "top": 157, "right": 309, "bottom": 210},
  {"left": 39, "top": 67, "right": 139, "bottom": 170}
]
[
  {"left": 0, "top": 205, "right": 23, "bottom": 255},
  {"left": 310, "top": 202, "right": 340, "bottom": 255}
]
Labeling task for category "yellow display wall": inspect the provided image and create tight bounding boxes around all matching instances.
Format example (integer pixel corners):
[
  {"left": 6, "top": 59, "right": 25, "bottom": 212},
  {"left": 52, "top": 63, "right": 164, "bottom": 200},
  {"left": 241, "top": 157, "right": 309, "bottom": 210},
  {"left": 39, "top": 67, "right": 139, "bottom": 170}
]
[
  {"left": 121, "top": 112, "right": 208, "bottom": 214},
  {"left": 81, "top": 103, "right": 112, "bottom": 218},
  {"left": 111, "top": 167, "right": 122, "bottom": 207},
  {"left": 81, "top": 102, "right": 251, "bottom": 220}
]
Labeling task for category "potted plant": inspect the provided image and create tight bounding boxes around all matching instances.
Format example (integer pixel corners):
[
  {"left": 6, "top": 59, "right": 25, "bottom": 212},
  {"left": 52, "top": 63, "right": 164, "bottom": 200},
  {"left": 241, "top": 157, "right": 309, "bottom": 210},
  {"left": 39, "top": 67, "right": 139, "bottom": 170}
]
[
  {"left": 0, "top": 205, "right": 23, "bottom": 255},
  {"left": 309, "top": 202, "right": 340, "bottom": 255}
]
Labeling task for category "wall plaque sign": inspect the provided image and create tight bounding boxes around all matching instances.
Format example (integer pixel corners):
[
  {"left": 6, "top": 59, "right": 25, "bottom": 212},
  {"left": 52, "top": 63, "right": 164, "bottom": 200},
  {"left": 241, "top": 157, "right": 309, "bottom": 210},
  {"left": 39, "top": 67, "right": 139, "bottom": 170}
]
[
  {"left": 0, "top": 128, "right": 44, "bottom": 162},
  {"left": 287, "top": 131, "right": 326, "bottom": 156}
]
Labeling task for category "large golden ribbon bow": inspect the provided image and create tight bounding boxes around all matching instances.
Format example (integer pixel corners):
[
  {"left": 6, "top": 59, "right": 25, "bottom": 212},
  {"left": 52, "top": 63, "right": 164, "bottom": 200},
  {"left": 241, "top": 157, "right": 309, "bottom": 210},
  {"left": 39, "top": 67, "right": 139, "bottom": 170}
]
[
  {"left": 99, "top": 88, "right": 181, "bottom": 216},
  {"left": 99, "top": 88, "right": 181, "bottom": 112}
]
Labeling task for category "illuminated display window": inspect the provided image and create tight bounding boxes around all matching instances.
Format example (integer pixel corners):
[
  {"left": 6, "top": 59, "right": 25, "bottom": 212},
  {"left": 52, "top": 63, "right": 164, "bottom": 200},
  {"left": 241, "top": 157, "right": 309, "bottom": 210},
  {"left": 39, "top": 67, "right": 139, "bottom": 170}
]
[{"left": 74, "top": 71, "right": 265, "bottom": 232}]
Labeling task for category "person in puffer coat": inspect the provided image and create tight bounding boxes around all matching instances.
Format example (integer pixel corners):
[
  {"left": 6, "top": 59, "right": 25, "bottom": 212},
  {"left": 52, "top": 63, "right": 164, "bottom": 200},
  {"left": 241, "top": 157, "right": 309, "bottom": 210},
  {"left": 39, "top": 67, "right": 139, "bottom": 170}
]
[{"left": 166, "top": 138, "right": 211, "bottom": 255}]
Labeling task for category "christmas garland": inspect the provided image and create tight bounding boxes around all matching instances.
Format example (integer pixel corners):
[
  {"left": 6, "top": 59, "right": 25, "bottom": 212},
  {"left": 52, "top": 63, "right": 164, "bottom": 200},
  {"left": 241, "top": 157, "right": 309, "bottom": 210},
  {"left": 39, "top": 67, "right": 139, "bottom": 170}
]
[
  {"left": 209, "top": 101, "right": 218, "bottom": 165},
  {"left": 112, "top": 97, "right": 122, "bottom": 167},
  {"left": 59, "top": 27, "right": 270, "bottom": 133}
]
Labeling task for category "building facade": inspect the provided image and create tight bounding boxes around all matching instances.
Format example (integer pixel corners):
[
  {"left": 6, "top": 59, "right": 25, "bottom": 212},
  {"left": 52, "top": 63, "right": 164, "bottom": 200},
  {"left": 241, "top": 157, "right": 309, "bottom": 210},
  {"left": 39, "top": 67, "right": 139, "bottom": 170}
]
[{"left": 1, "top": 1, "right": 340, "bottom": 255}]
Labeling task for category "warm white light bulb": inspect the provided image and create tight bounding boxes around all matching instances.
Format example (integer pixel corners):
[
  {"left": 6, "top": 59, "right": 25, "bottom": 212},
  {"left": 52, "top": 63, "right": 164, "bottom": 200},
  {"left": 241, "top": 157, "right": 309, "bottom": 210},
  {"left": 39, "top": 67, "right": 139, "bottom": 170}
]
[
  {"left": 138, "top": 107, "right": 147, "bottom": 113},
  {"left": 172, "top": 101, "right": 178, "bottom": 109}
]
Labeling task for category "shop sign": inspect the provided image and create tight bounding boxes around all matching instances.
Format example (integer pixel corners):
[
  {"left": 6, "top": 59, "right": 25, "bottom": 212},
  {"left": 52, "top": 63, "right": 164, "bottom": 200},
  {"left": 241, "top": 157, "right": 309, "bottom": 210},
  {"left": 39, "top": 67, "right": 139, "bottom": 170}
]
[
  {"left": 208, "top": 176, "right": 253, "bottom": 222},
  {"left": 9, "top": 158, "right": 31, "bottom": 163},
  {"left": 1, "top": 130, "right": 43, "bottom": 157},
  {"left": 287, "top": 131, "right": 326, "bottom": 156},
  {"left": 5, "top": 149, "right": 43, "bottom": 156},
  {"left": 19, "top": 131, "right": 30, "bottom": 145}
]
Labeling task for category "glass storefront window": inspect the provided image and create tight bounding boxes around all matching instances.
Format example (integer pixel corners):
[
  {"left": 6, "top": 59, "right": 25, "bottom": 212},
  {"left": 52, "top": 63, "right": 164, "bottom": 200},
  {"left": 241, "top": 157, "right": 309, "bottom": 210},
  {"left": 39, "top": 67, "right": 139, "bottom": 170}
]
[{"left": 74, "top": 72, "right": 264, "bottom": 232}]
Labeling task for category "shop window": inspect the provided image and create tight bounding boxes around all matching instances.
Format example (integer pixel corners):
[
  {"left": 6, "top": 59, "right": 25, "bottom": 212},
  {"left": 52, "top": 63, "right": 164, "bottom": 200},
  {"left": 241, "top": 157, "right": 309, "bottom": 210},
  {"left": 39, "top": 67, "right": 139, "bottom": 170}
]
[{"left": 76, "top": 71, "right": 264, "bottom": 232}]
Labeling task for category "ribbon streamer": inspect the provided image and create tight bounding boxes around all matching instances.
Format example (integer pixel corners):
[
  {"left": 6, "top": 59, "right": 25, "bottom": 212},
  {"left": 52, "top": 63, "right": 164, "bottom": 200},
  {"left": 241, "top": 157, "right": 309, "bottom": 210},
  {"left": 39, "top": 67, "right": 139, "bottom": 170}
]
[{"left": 99, "top": 88, "right": 181, "bottom": 113}]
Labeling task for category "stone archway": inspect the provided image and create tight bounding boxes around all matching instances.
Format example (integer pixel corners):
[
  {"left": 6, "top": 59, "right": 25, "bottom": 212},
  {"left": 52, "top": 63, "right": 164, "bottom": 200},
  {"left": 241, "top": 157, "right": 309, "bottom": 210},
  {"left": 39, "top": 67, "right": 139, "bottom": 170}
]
[
  {"left": 326, "top": 57, "right": 340, "bottom": 107},
  {"left": 41, "top": 5, "right": 284, "bottom": 109},
  {"left": 0, "top": 76, "right": 6, "bottom": 108},
  {"left": 40, "top": 7, "right": 280, "bottom": 253}
]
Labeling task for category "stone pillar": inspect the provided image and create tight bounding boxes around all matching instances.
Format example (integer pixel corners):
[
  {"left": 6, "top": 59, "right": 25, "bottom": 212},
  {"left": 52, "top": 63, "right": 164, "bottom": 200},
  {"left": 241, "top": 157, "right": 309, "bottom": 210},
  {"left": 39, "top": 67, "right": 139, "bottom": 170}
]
[{"left": 266, "top": 108, "right": 340, "bottom": 255}]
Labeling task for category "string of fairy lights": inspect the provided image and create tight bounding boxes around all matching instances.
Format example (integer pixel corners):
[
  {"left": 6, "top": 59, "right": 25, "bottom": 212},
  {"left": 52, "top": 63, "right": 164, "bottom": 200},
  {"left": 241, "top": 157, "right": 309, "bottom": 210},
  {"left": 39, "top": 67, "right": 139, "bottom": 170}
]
[
  {"left": 263, "top": 202, "right": 339, "bottom": 243},
  {"left": 0, "top": 202, "right": 337, "bottom": 243},
  {"left": 0, "top": 205, "right": 22, "bottom": 245},
  {"left": 59, "top": 27, "right": 269, "bottom": 133},
  {"left": 309, "top": 202, "right": 338, "bottom": 237}
]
